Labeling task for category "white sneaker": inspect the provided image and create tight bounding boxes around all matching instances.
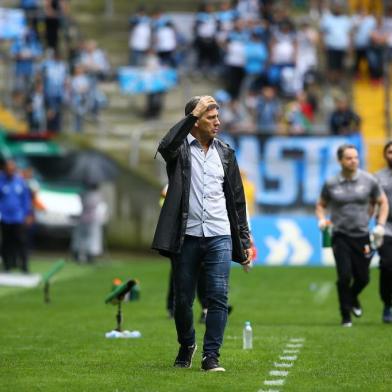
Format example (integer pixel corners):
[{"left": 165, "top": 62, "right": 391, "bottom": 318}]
[
  {"left": 341, "top": 321, "right": 352, "bottom": 328},
  {"left": 352, "top": 307, "right": 362, "bottom": 318}
]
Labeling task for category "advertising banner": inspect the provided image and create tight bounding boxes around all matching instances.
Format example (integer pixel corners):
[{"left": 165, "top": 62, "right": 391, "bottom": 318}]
[
  {"left": 251, "top": 215, "right": 325, "bottom": 266},
  {"left": 0, "top": 8, "right": 26, "bottom": 40},
  {"left": 221, "top": 133, "right": 364, "bottom": 211},
  {"left": 250, "top": 214, "right": 378, "bottom": 267},
  {"left": 118, "top": 66, "right": 178, "bottom": 95}
]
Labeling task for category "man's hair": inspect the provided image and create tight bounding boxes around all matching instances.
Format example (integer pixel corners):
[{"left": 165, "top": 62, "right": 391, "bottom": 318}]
[
  {"left": 383, "top": 140, "right": 392, "bottom": 156},
  {"left": 184, "top": 96, "right": 219, "bottom": 116},
  {"left": 185, "top": 96, "right": 202, "bottom": 116},
  {"left": 337, "top": 144, "right": 357, "bottom": 160}
]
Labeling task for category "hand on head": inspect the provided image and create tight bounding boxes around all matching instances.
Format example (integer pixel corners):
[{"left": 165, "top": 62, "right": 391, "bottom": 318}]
[{"left": 192, "top": 96, "right": 218, "bottom": 118}]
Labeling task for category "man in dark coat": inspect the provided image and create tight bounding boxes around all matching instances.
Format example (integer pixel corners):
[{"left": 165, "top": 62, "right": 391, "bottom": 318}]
[{"left": 152, "top": 95, "right": 252, "bottom": 372}]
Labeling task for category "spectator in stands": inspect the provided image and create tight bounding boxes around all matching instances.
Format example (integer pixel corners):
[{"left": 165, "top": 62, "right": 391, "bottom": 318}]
[
  {"left": 382, "top": 4, "right": 392, "bottom": 53},
  {"left": 194, "top": 2, "right": 219, "bottom": 72},
  {"left": 153, "top": 21, "right": 178, "bottom": 68},
  {"left": 128, "top": 6, "right": 151, "bottom": 66},
  {"left": 320, "top": 1, "right": 353, "bottom": 83},
  {"left": 44, "top": 0, "right": 69, "bottom": 51},
  {"left": 144, "top": 49, "right": 165, "bottom": 118},
  {"left": 268, "top": 19, "right": 297, "bottom": 95},
  {"left": 329, "top": 95, "right": 361, "bottom": 135},
  {"left": 243, "top": 30, "right": 269, "bottom": 95},
  {"left": 216, "top": 0, "right": 239, "bottom": 44},
  {"left": 215, "top": 89, "right": 253, "bottom": 134},
  {"left": 20, "top": 0, "right": 42, "bottom": 37},
  {"left": 69, "top": 63, "right": 91, "bottom": 132},
  {"left": 223, "top": 19, "right": 247, "bottom": 100},
  {"left": 79, "top": 40, "right": 111, "bottom": 81},
  {"left": 351, "top": 5, "right": 376, "bottom": 78},
  {"left": 367, "top": 16, "right": 386, "bottom": 83},
  {"left": 295, "top": 18, "right": 319, "bottom": 92},
  {"left": 236, "top": 0, "right": 260, "bottom": 22},
  {"left": 0, "top": 160, "right": 32, "bottom": 273},
  {"left": 309, "top": 0, "right": 325, "bottom": 20},
  {"left": 285, "top": 91, "right": 315, "bottom": 135},
  {"left": 26, "top": 76, "right": 46, "bottom": 133},
  {"left": 254, "top": 85, "right": 283, "bottom": 134},
  {"left": 10, "top": 25, "right": 43, "bottom": 96},
  {"left": 41, "top": 49, "right": 69, "bottom": 133}
]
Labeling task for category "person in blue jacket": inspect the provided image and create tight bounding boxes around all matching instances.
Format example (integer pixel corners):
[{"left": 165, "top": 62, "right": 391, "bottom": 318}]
[{"left": 0, "top": 160, "right": 33, "bottom": 272}]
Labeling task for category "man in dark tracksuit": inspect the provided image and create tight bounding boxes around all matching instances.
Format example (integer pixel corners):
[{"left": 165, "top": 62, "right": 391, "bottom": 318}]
[
  {"left": 0, "top": 160, "right": 32, "bottom": 272},
  {"left": 316, "top": 144, "right": 389, "bottom": 327},
  {"left": 152, "top": 95, "right": 252, "bottom": 371},
  {"left": 375, "top": 141, "right": 392, "bottom": 323}
]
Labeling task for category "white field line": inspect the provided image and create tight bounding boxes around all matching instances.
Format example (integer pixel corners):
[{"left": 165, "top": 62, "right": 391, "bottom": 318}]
[
  {"left": 258, "top": 389, "right": 280, "bottom": 392},
  {"left": 313, "top": 282, "right": 334, "bottom": 304},
  {"left": 269, "top": 370, "right": 289, "bottom": 377},
  {"left": 260, "top": 338, "right": 305, "bottom": 392},
  {"left": 264, "top": 379, "right": 285, "bottom": 386},
  {"left": 279, "top": 355, "right": 297, "bottom": 361},
  {"left": 286, "top": 344, "right": 303, "bottom": 348},
  {"left": 274, "top": 362, "right": 293, "bottom": 368}
]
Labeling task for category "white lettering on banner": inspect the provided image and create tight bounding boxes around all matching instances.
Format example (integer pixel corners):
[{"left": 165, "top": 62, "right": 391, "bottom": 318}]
[
  {"left": 265, "top": 219, "right": 313, "bottom": 265},
  {"left": 234, "top": 135, "right": 361, "bottom": 207}
]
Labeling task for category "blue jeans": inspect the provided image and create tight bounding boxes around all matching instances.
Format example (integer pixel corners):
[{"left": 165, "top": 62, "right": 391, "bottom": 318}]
[{"left": 171, "top": 235, "right": 232, "bottom": 357}]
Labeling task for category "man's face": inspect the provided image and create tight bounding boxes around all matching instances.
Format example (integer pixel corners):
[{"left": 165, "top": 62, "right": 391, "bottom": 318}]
[
  {"left": 5, "top": 161, "right": 16, "bottom": 176},
  {"left": 340, "top": 148, "right": 359, "bottom": 172},
  {"left": 385, "top": 145, "right": 392, "bottom": 168},
  {"left": 196, "top": 108, "right": 220, "bottom": 140}
]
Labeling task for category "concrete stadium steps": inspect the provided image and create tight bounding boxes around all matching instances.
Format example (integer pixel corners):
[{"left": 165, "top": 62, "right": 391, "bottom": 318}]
[{"left": 353, "top": 80, "right": 386, "bottom": 172}]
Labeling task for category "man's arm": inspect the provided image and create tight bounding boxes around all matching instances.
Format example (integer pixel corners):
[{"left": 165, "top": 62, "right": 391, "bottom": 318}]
[
  {"left": 157, "top": 96, "right": 217, "bottom": 162},
  {"left": 375, "top": 192, "right": 389, "bottom": 226},
  {"left": 372, "top": 192, "right": 389, "bottom": 248},
  {"left": 157, "top": 115, "right": 197, "bottom": 162},
  {"left": 231, "top": 156, "right": 252, "bottom": 264},
  {"left": 315, "top": 197, "right": 329, "bottom": 230}
]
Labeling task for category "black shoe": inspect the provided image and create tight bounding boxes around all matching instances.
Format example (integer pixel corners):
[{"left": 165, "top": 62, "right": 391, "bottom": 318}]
[
  {"left": 351, "top": 298, "right": 362, "bottom": 318},
  {"left": 383, "top": 307, "right": 392, "bottom": 323},
  {"left": 173, "top": 344, "right": 197, "bottom": 368},
  {"left": 201, "top": 355, "right": 225, "bottom": 372}
]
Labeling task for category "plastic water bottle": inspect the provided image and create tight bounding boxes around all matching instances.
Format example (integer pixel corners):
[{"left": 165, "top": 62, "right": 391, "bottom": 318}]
[{"left": 243, "top": 321, "right": 253, "bottom": 349}]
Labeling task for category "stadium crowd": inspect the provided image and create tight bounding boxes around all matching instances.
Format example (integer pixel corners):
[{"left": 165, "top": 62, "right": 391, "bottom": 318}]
[
  {"left": 128, "top": 0, "right": 392, "bottom": 135},
  {"left": 6, "top": 0, "right": 110, "bottom": 134},
  {"left": 3, "top": 1, "right": 390, "bottom": 135}
]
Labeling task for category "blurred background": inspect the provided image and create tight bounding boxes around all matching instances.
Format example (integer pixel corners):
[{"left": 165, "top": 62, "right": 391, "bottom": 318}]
[{"left": 0, "top": 0, "right": 390, "bottom": 266}]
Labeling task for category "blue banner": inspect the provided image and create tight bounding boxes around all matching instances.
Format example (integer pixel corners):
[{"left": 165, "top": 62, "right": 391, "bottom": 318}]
[
  {"left": 250, "top": 214, "right": 380, "bottom": 266},
  {"left": 221, "top": 133, "right": 364, "bottom": 209},
  {"left": 251, "top": 215, "right": 323, "bottom": 265},
  {"left": 118, "top": 66, "right": 178, "bottom": 94},
  {"left": 0, "top": 8, "right": 26, "bottom": 40}
]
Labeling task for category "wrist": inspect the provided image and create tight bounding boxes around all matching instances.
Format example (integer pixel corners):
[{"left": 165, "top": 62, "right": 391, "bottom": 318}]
[{"left": 191, "top": 111, "right": 201, "bottom": 118}]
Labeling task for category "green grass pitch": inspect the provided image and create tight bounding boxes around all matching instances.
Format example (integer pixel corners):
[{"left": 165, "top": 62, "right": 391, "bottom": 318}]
[{"left": 0, "top": 257, "right": 390, "bottom": 392}]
